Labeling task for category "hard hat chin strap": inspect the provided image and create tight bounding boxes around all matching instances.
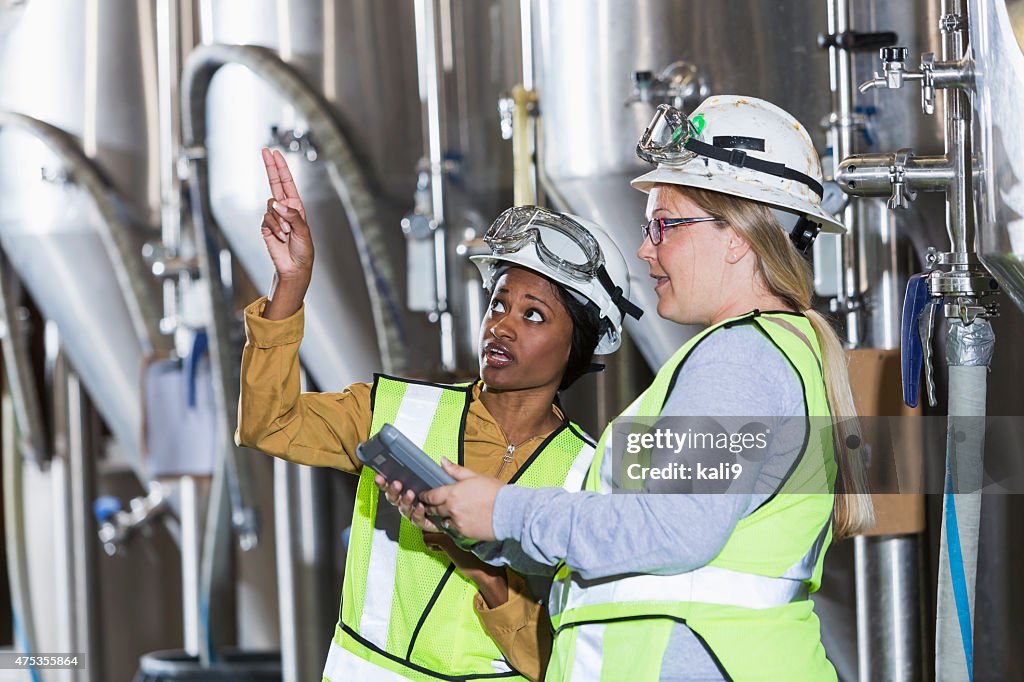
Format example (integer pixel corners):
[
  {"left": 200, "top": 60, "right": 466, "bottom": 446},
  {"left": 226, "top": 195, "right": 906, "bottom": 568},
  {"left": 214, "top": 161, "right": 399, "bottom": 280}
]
[{"left": 789, "top": 216, "right": 822, "bottom": 256}]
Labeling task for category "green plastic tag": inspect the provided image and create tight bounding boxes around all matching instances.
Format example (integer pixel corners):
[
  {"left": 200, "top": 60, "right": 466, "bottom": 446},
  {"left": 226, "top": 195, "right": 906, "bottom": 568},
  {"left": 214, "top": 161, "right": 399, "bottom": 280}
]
[{"left": 691, "top": 113, "right": 706, "bottom": 135}]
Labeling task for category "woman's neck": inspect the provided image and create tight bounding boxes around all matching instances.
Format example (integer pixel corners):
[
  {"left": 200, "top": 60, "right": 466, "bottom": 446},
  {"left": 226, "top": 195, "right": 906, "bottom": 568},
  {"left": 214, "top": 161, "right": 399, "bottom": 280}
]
[
  {"left": 708, "top": 291, "right": 795, "bottom": 327},
  {"left": 477, "top": 382, "right": 561, "bottom": 445}
]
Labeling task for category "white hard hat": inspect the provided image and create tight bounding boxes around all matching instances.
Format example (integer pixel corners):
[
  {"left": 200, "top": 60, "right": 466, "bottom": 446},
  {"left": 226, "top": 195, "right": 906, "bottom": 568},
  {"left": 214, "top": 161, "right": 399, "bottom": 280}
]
[
  {"left": 470, "top": 206, "right": 642, "bottom": 355},
  {"left": 632, "top": 95, "right": 845, "bottom": 237}
]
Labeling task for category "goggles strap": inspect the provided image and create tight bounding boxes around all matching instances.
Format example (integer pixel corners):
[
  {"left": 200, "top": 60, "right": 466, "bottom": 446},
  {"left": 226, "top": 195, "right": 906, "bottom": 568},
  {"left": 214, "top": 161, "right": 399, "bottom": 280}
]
[
  {"left": 711, "top": 135, "right": 765, "bottom": 152},
  {"left": 596, "top": 266, "right": 644, "bottom": 321},
  {"left": 683, "top": 137, "right": 825, "bottom": 199}
]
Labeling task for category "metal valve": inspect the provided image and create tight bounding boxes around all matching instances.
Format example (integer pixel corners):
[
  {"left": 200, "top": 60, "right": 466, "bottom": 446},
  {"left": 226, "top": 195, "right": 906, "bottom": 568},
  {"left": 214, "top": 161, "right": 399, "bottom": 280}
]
[
  {"left": 859, "top": 46, "right": 972, "bottom": 115},
  {"left": 625, "top": 61, "right": 709, "bottom": 110}
]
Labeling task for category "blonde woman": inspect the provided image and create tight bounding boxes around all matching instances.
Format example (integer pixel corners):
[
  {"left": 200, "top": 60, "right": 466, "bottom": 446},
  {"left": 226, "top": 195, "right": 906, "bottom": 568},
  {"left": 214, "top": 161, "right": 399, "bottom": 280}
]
[{"left": 386, "top": 96, "right": 873, "bottom": 681}]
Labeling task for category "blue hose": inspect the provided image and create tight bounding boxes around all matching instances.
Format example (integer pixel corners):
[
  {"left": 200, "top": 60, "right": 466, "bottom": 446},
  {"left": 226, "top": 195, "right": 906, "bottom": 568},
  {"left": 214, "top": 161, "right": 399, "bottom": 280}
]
[
  {"left": 12, "top": 611, "right": 42, "bottom": 682},
  {"left": 944, "top": 462, "right": 974, "bottom": 681}
]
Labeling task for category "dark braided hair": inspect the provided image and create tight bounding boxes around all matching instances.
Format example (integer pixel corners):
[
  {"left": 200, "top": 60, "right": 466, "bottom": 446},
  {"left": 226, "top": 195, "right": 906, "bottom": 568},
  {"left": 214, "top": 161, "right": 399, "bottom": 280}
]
[{"left": 552, "top": 282, "right": 604, "bottom": 391}]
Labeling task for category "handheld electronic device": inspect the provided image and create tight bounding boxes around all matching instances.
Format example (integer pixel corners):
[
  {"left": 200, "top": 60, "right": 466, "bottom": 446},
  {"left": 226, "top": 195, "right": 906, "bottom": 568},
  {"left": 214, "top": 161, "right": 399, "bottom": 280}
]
[
  {"left": 357, "top": 423, "right": 456, "bottom": 497},
  {"left": 357, "top": 424, "right": 477, "bottom": 547}
]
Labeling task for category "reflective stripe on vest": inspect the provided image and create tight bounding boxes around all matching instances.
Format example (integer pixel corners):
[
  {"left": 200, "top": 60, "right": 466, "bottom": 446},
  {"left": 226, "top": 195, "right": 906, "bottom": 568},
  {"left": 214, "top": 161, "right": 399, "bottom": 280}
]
[
  {"left": 331, "top": 374, "right": 595, "bottom": 681},
  {"left": 549, "top": 311, "right": 838, "bottom": 681},
  {"left": 550, "top": 565, "right": 809, "bottom": 628},
  {"left": 324, "top": 633, "right": 414, "bottom": 682},
  {"left": 359, "top": 381, "right": 445, "bottom": 644}
]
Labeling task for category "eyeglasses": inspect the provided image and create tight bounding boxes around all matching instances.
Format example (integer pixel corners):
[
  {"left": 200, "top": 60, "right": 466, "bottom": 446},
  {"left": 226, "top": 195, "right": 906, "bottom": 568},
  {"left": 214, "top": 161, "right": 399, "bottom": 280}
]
[{"left": 641, "top": 217, "right": 721, "bottom": 245}]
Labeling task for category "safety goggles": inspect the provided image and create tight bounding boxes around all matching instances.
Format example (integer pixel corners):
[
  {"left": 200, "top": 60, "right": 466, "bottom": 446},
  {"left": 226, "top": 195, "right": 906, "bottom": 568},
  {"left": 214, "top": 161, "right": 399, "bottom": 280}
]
[
  {"left": 484, "top": 206, "right": 604, "bottom": 282},
  {"left": 636, "top": 104, "right": 704, "bottom": 165},
  {"left": 641, "top": 217, "right": 722, "bottom": 246},
  {"left": 636, "top": 104, "right": 825, "bottom": 199}
]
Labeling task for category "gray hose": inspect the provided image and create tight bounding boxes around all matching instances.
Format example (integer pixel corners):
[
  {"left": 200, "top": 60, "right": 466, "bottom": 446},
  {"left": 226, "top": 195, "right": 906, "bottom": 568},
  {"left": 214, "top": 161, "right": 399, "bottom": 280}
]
[
  {"left": 935, "top": 318, "right": 994, "bottom": 681},
  {"left": 0, "top": 248, "right": 46, "bottom": 465},
  {"left": 180, "top": 43, "right": 408, "bottom": 374},
  {"left": 2, "top": 386, "right": 39, "bottom": 673},
  {"left": 0, "top": 112, "right": 166, "bottom": 356}
]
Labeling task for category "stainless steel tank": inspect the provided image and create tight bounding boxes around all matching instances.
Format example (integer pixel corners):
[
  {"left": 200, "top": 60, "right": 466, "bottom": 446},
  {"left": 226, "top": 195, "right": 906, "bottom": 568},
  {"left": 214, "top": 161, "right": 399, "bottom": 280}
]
[
  {"left": 197, "top": 4, "right": 521, "bottom": 679},
  {"left": 530, "top": 0, "right": 944, "bottom": 366},
  {"left": 971, "top": 0, "right": 1024, "bottom": 312},
  {"left": 0, "top": 0, "right": 162, "bottom": 463},
  {"left": 200, "top": 0, "right": 521, "bottom": 383},
  {"left": 199, "top": 0, "right": 416, "bottom": 391}
]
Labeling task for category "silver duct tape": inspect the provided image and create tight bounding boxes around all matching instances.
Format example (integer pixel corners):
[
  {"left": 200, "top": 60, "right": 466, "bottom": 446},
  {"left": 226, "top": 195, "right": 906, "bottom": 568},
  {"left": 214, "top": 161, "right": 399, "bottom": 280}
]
[{"left": 946, "top": 317, "right": 996, "bottom": 366}]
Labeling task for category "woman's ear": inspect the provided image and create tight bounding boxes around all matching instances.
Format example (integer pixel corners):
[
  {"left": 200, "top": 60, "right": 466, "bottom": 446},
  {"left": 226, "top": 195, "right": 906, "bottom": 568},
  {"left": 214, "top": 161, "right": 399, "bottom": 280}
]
[{"left": 724, "top": 226, "right": 752, "bottom": 264}]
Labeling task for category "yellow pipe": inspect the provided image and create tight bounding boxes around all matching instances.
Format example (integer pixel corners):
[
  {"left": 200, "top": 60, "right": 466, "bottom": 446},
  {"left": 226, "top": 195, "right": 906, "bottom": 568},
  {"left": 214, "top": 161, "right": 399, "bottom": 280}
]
[{"left": 511, "top": 84, "right": 538, "bottom": 206}]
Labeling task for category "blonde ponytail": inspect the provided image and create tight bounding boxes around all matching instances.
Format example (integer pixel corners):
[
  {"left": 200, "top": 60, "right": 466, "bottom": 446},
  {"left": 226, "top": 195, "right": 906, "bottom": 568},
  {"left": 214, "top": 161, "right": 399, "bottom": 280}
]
[
  {"left": 681, "top": 186, "right": 875, "bottom": 538},
  {"left": 804, "top": 309, "right": 875, "bottom": 538}
]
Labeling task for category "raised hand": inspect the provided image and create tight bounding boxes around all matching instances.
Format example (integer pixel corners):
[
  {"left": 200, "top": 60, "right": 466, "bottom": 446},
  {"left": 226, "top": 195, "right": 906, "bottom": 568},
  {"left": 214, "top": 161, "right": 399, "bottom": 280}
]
[
  {"left": 259, "top": 148, "right": 314, "bottom": 320},
  {"left": 260, "top": 147, "right": 313, "bottom": 282}
]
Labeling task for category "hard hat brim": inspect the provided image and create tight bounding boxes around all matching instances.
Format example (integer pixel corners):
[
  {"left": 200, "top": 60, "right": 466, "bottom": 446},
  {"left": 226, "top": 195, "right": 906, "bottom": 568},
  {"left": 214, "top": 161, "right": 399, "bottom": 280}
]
[{"left": 631, "top": 166, "right": 847, "bottom": 235}]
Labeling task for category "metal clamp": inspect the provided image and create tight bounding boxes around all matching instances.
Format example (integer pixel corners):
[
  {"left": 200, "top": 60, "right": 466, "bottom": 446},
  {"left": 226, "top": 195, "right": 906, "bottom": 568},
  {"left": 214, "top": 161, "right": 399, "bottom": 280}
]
[
  {"left": 940, "top": 13, "right": 965, "bottom": 34},
  {"left": 888, "top": 149, "right": 917, "bottom": 208},
  {"left": 942, "top": 300, "right": 998, "bottom": 325}
]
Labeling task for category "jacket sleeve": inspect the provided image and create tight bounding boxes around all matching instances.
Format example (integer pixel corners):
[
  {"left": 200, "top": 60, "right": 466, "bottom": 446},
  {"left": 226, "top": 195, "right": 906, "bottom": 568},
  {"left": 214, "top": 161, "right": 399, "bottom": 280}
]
[
  {"left": 473, "top": 569, "right": 551, "bottom": 682},
  {"left": 235, "top": 296, "right": 371, "bottom": 473}
]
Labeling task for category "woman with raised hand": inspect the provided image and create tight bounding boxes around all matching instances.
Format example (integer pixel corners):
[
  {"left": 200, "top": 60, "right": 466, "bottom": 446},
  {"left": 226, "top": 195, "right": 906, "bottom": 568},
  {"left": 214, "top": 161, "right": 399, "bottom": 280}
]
[
  {"left": 394, "top": 96, "right": 874, "bottom": 681},
  {"left": 236, "top": 148, "right": 641, "bottom": 681}
]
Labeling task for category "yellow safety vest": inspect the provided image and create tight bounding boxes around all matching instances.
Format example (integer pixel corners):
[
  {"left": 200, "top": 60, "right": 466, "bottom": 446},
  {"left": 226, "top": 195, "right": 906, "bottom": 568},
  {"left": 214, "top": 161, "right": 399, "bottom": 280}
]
[
  {"left": 546, "top": 312, "right": 838, "bottom": 681},
  {"left": 324, "top": 374, "right": 596, "bottom": 681}
]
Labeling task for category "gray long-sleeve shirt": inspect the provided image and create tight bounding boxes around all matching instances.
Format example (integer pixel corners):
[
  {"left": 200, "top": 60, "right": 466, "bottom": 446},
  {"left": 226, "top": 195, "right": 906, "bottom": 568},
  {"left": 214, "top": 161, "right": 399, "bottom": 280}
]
[{"left": 484, "top": 324, "right": 810, "bottom": 680}]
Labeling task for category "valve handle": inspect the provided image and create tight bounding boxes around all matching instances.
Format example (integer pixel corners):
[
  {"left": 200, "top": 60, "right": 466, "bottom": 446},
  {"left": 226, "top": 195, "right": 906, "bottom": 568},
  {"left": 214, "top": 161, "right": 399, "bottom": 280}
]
[
  {"left": 817, "top": 30, "right": 898, "bottom": 52},
  {"left": 631, "top": 70, "right": 654, "bottom": 85},
  {"left": 881, "top": 46, "right": 909, "bottom": 63},
  {"left": 901, "top": 273, "right": 931, "bottom": 407},
  {"left": 185, "top": 329, "right": 209, "bottom": 409},
  {"left": 93, "top": 495, "right": 122, "bottom": 523}
]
